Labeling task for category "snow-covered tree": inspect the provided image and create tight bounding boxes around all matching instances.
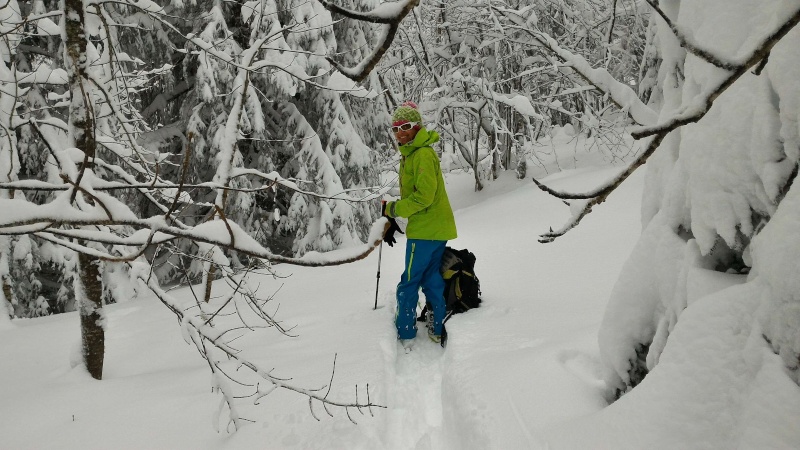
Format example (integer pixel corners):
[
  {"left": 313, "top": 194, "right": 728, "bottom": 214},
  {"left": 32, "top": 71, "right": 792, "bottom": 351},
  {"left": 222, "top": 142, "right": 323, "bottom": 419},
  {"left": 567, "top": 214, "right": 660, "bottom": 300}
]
[
  {"left": 379, "top": 0, "right": 649, "bottom": 190},
  {"left": 595, "top": 1, "right": 800, "bottom": 401},
  {"left": 121, "top": 0, "right": 392, "bottom": 265},
  {"left": 519, "top": 3, "right": 800, "bottom": 437},
  {"left": 0, "top": 0, "right": 417, "bottom": 427}
]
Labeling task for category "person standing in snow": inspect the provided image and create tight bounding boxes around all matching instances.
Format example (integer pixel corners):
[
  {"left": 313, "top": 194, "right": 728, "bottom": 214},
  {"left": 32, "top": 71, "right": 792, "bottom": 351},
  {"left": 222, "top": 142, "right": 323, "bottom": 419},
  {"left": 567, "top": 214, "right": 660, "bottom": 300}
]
[{"left": 383, "top": 102, "right": 457, "bottom": 346}]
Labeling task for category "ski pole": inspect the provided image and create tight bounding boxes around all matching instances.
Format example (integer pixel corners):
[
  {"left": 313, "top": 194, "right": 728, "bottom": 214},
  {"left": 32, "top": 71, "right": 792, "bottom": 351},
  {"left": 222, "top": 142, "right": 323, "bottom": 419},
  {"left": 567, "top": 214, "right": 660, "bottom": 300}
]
[
  {"left": 374, "top": 200, "right": 386, "bottom": 310},
  {"left": 374, "top": 238, "right": 383, "bottom": 310}
]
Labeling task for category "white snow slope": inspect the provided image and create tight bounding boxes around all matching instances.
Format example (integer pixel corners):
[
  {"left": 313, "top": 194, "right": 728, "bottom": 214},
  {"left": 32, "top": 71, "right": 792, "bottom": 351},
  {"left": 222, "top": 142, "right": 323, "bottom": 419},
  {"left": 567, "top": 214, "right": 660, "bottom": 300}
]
[{"left": 1, "top": 146, "right": 797, "bottom": 449}]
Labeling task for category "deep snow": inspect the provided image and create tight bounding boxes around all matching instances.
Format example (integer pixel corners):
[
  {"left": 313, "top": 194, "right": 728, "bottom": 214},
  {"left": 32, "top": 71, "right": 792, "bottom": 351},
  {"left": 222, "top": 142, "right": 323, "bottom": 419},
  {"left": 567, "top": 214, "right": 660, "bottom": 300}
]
[
  {"left": 2, "top": 137, "right": 798, "bottom": 449},
  {"left": 0, "top": 145, "right": 644, "bottom": 449}
]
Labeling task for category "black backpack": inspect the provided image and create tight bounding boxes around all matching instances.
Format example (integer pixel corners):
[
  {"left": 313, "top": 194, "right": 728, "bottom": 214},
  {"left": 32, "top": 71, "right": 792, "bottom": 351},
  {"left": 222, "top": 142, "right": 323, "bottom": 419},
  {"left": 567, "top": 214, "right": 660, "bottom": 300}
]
[{"left": 417, "top": 247, "right": 482, "bottom": 323}]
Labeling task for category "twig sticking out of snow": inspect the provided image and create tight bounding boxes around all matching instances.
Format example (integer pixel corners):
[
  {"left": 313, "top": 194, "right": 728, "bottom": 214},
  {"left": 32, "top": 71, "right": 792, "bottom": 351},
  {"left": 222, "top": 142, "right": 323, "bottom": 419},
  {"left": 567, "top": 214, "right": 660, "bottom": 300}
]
[{"left": 138, "top": 268, "right": 385, "bottom": 430}]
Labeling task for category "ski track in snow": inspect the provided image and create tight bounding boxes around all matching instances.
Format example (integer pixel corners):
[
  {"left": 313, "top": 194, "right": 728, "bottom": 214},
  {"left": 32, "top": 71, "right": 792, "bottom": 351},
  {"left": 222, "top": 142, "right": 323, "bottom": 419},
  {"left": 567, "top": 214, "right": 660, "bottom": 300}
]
[
  {"left": 0, "top": 166, "right": 649, "bottom": 449},
  {"left": 383, "top": 302, "right": 446, "bottom": 450}
]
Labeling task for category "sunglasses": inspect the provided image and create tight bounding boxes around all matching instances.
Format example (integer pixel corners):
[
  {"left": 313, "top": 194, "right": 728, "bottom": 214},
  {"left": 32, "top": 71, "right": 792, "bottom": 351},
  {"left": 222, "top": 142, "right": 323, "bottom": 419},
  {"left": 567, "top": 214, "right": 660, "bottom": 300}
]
[{"left": 391, "top": 122, "right": 418, "bottom": 133}]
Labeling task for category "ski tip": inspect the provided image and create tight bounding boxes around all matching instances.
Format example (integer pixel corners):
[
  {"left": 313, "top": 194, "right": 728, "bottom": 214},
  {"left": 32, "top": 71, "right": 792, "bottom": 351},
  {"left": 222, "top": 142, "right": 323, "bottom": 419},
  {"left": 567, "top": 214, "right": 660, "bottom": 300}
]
[{"left": 399, "top": 339, "right": 414, "bottom": 353}]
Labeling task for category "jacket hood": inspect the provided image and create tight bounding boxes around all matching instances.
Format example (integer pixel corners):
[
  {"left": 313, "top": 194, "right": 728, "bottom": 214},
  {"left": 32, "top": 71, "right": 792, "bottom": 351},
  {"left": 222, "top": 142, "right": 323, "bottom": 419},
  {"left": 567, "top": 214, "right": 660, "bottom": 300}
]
[{"left": 399, "top": 128, "right": 440, "bottom": 157}]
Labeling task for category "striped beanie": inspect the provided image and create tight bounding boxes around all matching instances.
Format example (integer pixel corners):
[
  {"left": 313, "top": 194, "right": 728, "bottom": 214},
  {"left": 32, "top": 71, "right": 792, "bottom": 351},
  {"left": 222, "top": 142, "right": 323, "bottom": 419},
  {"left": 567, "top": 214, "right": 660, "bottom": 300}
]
[{"left": 392, "top": 101, "right": 422, "bottom": 126}]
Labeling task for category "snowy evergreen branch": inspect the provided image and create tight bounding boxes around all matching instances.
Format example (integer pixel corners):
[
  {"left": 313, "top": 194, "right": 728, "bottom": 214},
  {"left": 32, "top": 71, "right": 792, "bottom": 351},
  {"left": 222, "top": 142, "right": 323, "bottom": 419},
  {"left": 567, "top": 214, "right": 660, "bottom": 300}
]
[
  {"left": 534, "top": 4, "right": 800, "bottom": 243},
  {"left": 0, "top": 213, "right": 391, "bottom": 267},
  {"left": 493, "top": 6, "right": 658, "bottom": 127},
  {"left": 631, "top": 5, "right": 800, "bottom": 139},
  {"left": 324, "top": 0, "right": 420, "bottom": 82},
  {"left": 642, "top": 0, "right": 739, "bottom": 70}
]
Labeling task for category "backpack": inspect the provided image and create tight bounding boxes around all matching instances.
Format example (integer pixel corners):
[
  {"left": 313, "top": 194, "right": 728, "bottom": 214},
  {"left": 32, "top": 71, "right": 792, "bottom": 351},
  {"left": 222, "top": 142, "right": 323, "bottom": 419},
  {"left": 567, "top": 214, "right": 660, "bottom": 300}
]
[{"left": 417, "top": 247, "right": 482, "bottom": 323}]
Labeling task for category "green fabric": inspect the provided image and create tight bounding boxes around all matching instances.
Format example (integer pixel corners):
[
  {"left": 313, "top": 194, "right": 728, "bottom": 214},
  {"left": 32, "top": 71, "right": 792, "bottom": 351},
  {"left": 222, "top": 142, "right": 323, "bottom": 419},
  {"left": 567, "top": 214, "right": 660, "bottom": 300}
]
[
  {"left": 392, "top": 105, "right": 422, "bottom": 124},
  {"left": 386, "top": 128, "right": 457, "bottom": 241}
]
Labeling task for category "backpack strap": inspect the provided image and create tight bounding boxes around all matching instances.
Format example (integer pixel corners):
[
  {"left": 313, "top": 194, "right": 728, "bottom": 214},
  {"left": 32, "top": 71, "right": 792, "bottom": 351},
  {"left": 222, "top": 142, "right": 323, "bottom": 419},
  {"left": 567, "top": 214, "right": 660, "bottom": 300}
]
[{"left": 442, "top": 268, "right": 459, "bottom": 280}]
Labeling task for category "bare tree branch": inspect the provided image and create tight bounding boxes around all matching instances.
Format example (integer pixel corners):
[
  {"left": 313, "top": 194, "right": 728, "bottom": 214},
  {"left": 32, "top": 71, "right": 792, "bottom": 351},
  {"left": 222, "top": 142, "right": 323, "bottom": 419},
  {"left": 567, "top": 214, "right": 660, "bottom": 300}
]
[
  {"left": 137, "top": 272, "right": 386, "bottom": 427},
  {"left": 537, "top": 133, "right": 666, "bottom": 243}
]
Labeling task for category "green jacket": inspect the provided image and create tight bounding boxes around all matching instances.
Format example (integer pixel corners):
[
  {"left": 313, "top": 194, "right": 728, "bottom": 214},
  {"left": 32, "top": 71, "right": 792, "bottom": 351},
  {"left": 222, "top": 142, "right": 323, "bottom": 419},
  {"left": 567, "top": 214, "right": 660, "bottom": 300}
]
[{"left": 386, "top": 128, "right": 457, "bottom": 241}]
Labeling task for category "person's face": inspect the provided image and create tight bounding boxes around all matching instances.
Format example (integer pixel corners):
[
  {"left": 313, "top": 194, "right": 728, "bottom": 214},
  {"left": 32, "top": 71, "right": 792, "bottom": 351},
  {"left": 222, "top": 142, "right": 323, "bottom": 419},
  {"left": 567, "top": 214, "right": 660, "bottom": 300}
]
[{"left": 392, "top": 122, "right": 419, "bottom": 145}]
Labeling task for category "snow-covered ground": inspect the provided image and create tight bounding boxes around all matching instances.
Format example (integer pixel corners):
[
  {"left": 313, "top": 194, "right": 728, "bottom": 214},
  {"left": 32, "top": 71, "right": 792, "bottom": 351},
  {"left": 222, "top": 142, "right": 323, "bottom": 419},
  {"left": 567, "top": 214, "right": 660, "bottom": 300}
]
[
  {"left": 0, "top": 135, "right": 645, "bottom": 449},
  {"left": 3, "top": 135, "right": 797, "bottom": 449}
]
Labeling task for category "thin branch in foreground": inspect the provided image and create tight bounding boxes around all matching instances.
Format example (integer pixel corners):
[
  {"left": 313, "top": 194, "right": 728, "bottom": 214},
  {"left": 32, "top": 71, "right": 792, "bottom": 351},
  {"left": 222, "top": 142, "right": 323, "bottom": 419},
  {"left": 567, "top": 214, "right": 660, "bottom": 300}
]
[
  {"left": 137, "top": 271, "right": 385, "bottom": 428},
  {"left": 536, "top": 133, "right": 665, "bottom": 243}
]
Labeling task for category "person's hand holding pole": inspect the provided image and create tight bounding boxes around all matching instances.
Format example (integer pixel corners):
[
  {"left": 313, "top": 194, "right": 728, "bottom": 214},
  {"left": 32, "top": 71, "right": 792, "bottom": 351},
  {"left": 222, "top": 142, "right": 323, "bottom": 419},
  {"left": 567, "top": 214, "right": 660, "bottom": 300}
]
[{"left": 381, "top": 201, "right": 403, "bottom": 247}]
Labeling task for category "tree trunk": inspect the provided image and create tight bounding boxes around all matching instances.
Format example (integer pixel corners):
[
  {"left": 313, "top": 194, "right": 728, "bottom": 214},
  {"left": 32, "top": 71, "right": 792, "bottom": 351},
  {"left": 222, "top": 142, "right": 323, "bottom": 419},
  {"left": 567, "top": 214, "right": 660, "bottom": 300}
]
[
  {"left": 78, "top": 252, "right": 104, "bottom": 379},
  {"left": 473, "top": 113, "right": 484, "bottom": 191},
  {"left": 0, "top": 237, "right": 13, "bottom": 323},
  {"left": 489, "top": 130, "right": 498, "bottom": 180},
  {"left": 65, "top": 0, "right": 104, "bottom": 379}
]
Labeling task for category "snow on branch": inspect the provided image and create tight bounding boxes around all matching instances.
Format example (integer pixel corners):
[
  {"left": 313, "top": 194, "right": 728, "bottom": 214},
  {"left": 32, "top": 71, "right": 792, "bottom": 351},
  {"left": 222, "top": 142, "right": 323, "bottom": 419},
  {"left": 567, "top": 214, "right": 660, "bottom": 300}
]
[
  {"left": 537, "top": 133, "right": 666, "bottom": 243},
  {"left": 0, "top": 178, "right": 383, "bottom": 203},
  {"left": 631, "top": 5, "right": 800, "bottom": 139},
  {"left": 322, "top": 0, "right": 420, "bottom": 82},
  {"left": 0, "top": 206, "right": 392, "bottom": 268},
  {"left": 318, "top": 0, "right": 411, "bottom": 24},
  {"left": 535, "top": 5, "right": 800, "bottom": 244},
  {"left": 493, "top": 6, "right": 658, "bottom": 127},
  {"left": 447, "top": 71, "right": 545, "bottom": 121},
  {"left": 643, "top": 0, "right": 739, "bottom": 70}
]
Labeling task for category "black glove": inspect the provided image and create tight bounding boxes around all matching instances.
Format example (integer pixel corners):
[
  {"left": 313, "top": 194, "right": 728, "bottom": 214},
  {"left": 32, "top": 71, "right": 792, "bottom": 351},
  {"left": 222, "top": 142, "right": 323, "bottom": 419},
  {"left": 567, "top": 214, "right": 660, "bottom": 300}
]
[
  {"left": 383, "top": 217, "right": 403, "bottom": 247},
  {"left": 381, "top": 201, "right": 403, "bottom": 247}
]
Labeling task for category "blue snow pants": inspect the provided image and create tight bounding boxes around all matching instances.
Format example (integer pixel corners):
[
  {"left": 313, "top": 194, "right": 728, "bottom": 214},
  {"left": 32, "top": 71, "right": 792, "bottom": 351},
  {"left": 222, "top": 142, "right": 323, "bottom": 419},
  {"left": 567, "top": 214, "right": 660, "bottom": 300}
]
[{"left": 396, "top": 239, "right": 447, "bottom": 339}]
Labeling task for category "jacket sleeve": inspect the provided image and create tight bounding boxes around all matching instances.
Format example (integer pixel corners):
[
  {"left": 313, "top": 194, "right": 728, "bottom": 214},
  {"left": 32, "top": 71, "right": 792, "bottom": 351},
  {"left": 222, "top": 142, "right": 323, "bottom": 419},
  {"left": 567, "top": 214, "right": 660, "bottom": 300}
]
[{"left": 387, "top": 149, "right": 438, "bottom": 219}]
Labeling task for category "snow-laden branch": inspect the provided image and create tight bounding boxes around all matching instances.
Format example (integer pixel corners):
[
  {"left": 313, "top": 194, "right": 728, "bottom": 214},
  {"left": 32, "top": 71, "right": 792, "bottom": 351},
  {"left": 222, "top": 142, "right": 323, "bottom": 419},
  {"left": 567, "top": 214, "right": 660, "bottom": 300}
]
[
  {"left": 0, "top": 178, "right": 385, "bottom": 202},
  {"left": 318, "top": 0, "right": 410, "bottom": 24},
  {"left": 642, "top": 0, "right": 739, "bottom": 70},
  {"left": 0, "top": 65, "right": 68, "bottom": 85},
  {"left": 535, "top": 5, "right": 800, "bottom": 243},
  {"left": 631, "top": 5, "right": 800, "bottom": 139},
  {"left": 445, "top": 71, "right": 545, "bottom": 121},
  {"left": 0, "top": 203, "right": 391, "bottom": 267},
  {"left": 0, "top": 141, "right": 394, "bottom": 202},
  {"left": 323, "top": 0, "right": 420, "bottom": 82},
  {"left": 493, "top": 6, "right": 658, "bottom": 127}
]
